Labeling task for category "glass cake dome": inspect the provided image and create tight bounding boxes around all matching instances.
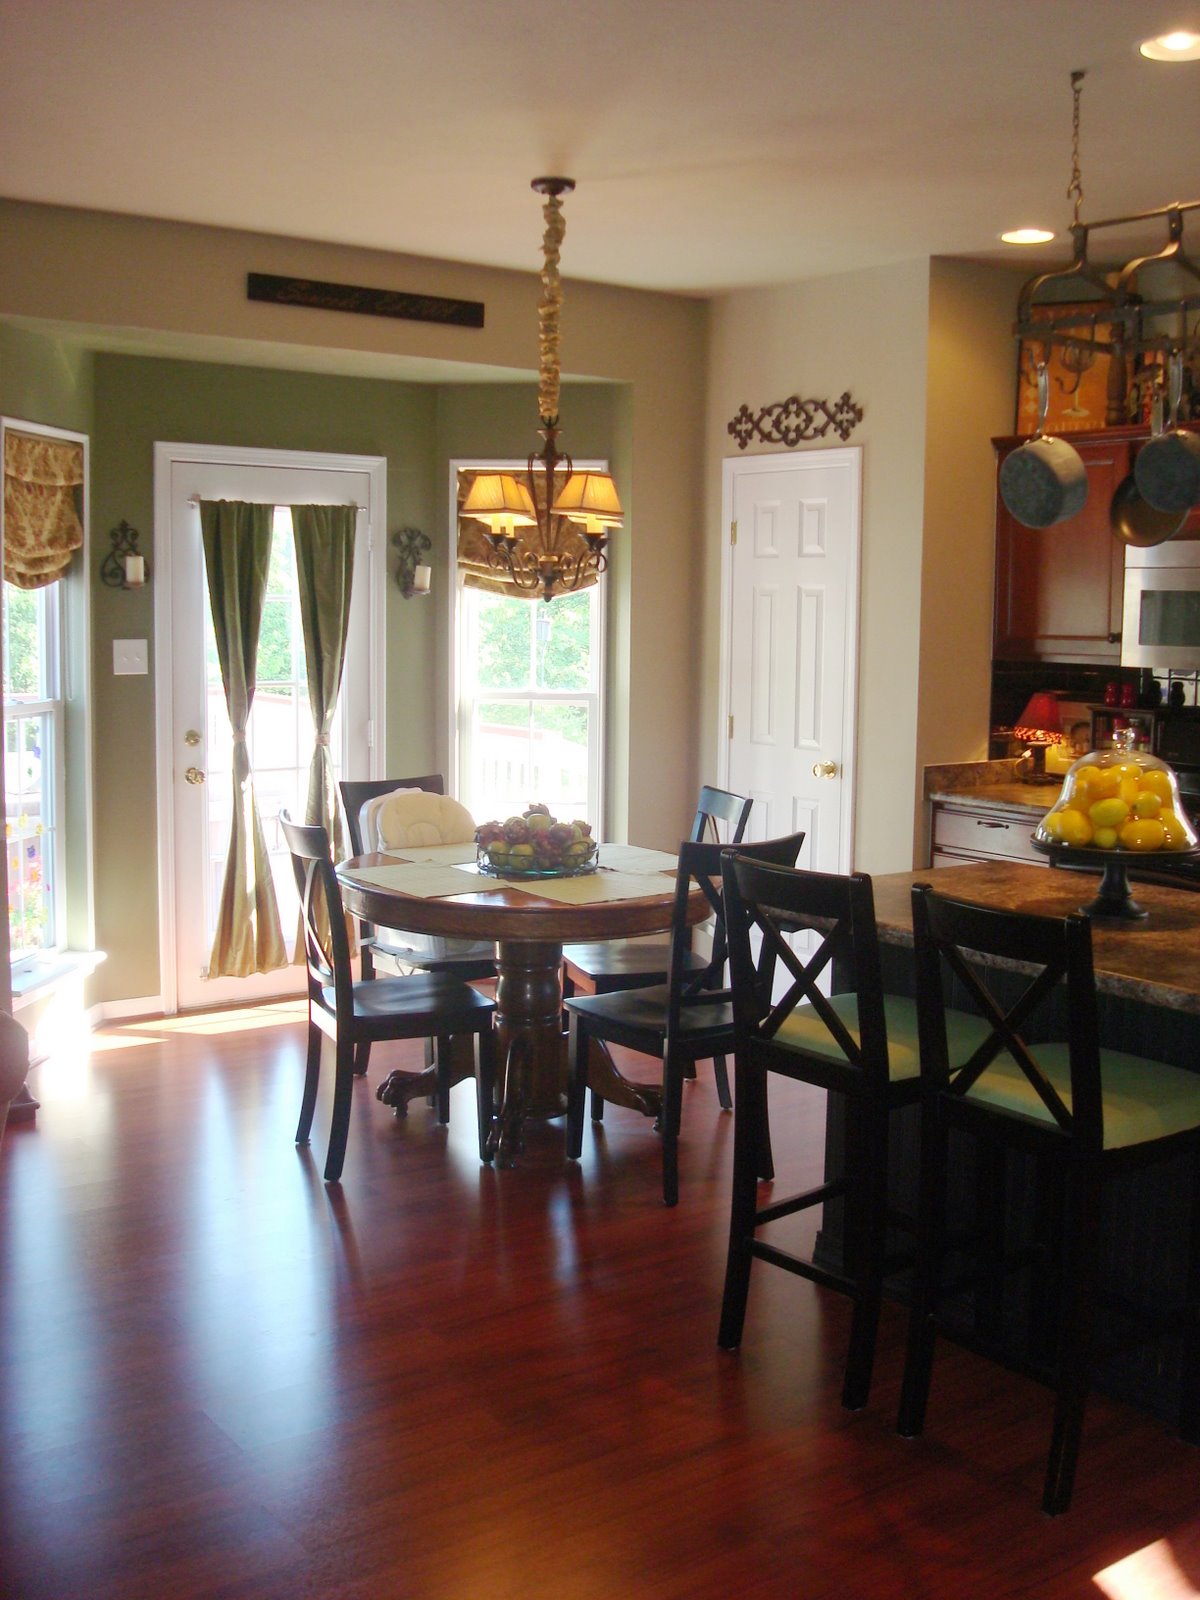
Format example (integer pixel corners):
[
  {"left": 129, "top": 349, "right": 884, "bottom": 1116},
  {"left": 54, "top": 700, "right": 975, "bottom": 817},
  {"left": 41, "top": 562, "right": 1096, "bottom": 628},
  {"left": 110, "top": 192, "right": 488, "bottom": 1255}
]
[{"left": 1035, "top": 727, "right": 1198, "bottom": 855}]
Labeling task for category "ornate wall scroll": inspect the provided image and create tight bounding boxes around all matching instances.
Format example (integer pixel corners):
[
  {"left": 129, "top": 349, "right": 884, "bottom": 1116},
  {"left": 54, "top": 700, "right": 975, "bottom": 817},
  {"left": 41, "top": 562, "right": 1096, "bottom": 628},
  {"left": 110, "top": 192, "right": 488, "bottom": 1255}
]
[{"left": 727, "top": 392, "right": 863, "bottom": 451}]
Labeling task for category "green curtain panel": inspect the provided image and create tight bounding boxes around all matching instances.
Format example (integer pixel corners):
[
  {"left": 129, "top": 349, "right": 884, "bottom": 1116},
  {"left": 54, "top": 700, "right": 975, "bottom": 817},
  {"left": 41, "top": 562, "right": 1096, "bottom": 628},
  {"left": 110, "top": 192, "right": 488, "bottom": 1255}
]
[
  {"left": 291, "top": 504, "right": 357, "bottom": 849},
  {"left": 200, "top": 499, "right": 288, "bottom": 979}
]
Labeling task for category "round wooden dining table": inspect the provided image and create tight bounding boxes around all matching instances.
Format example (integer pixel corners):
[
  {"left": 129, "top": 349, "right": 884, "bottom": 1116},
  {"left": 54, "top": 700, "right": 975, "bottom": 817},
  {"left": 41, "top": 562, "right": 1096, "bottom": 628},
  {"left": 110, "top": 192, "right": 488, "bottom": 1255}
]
[{"left": 336, "top": 844, "right": 709, "bottom": 1165}]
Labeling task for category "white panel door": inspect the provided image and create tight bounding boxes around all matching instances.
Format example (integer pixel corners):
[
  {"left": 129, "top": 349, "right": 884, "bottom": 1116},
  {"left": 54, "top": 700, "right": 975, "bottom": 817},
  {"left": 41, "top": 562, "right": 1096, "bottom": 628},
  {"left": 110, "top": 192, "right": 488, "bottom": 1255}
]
[
  {"left": 155, "top": 446, "right": 383, "bottom": 1012},
  {"left": 721, "top": 449, "right": 861, "bottom": 876}
]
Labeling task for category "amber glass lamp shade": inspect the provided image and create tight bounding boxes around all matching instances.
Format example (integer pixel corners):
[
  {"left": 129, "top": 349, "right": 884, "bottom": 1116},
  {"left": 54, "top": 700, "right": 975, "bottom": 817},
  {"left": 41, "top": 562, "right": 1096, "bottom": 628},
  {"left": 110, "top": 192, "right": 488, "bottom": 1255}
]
[{"left": 1014, "top": 691, "right": 1064, "bottom": 779}]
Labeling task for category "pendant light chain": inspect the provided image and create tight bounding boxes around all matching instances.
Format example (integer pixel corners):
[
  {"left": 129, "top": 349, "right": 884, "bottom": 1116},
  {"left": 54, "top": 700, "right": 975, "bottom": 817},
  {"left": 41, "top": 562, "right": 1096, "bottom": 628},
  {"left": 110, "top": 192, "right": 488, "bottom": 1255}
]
[
  {"left": 1067, "top": 69, "right": 1086, "bottom": 229},
  {"left": 538, "top": 189, "right": 566, "bottom": 427}
]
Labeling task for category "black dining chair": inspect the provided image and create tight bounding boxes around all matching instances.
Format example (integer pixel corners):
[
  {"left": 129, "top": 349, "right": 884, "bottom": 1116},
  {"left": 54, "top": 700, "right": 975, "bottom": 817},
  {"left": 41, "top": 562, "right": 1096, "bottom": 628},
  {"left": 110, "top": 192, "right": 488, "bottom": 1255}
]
[
  {"left": 717, "top": 854, "right": 990, "bottom": 1411},
  {"left": 280, "top": 812, "right": 497, "bottom": 1182},
  {"left": 564, "top": 830, "right": 805, "bottom": 1206},
  {"left": 898, "top": 882, "right": 1200, "bottom": 1515},
  {"left": 561, "top": 784, "right": 753, "bottom": 1113},
  {"left": 339, "top": 775, "right": 497, "bottom": 983}
]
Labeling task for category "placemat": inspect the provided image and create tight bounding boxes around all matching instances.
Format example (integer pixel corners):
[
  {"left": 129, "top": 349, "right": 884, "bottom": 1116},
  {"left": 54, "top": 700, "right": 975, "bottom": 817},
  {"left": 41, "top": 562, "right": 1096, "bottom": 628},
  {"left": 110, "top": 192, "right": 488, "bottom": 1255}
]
[
  {"left": 339, "top": 861, "right": 501, "bottom": 899},
  {"left": 512, "top": 870, "right": 676, "bottom": 905},
  {"left": 380, "top": 842, "right": 478, "bottom": 865}
]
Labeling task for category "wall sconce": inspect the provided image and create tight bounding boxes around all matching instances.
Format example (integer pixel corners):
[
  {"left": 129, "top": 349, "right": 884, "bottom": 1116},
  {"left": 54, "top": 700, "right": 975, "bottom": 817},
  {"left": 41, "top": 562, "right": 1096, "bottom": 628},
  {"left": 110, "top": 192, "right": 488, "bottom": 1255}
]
[
  {"left": 100, "top": 521, "right": 149, "bottom": 589},
  {"left": 392, "top": 526, "right": 432, "bottom": 597}
]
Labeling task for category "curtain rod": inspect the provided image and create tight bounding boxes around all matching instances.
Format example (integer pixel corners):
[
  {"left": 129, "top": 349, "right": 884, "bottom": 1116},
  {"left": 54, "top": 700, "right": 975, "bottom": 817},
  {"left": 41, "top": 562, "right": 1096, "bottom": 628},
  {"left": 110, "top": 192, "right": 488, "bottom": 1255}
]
[{"left": 187, "top": 495, "right": 364, "bottom": 509}]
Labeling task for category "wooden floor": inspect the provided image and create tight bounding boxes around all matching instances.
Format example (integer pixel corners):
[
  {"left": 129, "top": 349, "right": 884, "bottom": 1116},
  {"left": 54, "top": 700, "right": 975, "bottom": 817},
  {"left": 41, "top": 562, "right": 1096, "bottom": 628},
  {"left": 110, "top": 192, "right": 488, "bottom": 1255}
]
[{"left": 2, "top": 1006, "right": 1199, "bottom": 1600}]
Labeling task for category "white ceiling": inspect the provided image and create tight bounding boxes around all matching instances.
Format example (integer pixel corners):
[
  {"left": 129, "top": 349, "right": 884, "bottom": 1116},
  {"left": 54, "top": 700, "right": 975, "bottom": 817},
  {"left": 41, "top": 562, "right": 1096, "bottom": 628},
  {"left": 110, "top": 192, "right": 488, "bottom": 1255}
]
[{"left": 1, "top": 0, "right": 1198, "bottom": 296}]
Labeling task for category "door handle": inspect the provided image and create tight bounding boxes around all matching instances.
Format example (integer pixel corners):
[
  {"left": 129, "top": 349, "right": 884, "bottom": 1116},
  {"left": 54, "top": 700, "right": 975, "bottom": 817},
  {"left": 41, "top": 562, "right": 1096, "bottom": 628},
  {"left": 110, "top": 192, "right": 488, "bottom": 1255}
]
[
  {"left": 812, "top": 760, "right": 837, "bottom": 779},
  {"left": 184, "top": 766, "right": 206, "bottom": 786}
]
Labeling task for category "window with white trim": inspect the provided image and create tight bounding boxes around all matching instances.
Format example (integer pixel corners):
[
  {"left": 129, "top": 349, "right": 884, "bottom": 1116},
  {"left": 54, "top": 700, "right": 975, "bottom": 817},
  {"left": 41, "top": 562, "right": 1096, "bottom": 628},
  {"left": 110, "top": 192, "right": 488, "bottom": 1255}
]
[{"left": 4, "top": 579, "right": 64, "bottom": 959}]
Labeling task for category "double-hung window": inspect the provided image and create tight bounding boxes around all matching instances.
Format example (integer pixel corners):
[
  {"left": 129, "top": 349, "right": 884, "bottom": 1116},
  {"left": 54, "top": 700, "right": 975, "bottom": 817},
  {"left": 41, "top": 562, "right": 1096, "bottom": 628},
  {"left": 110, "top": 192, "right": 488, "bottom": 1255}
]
[{"left": 3, "top": 580, "right": 64, "bottom": 959}]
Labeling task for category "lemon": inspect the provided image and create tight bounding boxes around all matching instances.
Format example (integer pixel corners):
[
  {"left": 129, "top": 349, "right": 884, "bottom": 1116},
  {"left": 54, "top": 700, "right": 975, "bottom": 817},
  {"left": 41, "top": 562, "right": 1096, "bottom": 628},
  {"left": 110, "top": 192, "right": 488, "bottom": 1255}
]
[
  {"left": 1120, "top": 818, "right": 1166, "bottom": 852},
  {"left": 1132, "top": 791, "right": 1162, "bottom": 819},
  {"left": 1040, "top": 811, "right": 1063, "bottom": 840},
  {"left": 1119, "top": 775, "right": 1142, "bottom": 806},
  {"left": 1111, "top": 761, "right": 1144, "bottom": 785},
  {"left": 1092, "top": 827, "right": 1119, "bottom": 849},
  {"left": 1160, "top": 811, "right": 1191, "bottom": 850},
  {"left": 1140, "top": 769, "right": 1174, "bottom": 803},
  {"left": 1088, "top": 796, "right": 1130, "bottom": 830},
  {"left": 1056, "top": 808, "right": 1093, "bottom": 847}
]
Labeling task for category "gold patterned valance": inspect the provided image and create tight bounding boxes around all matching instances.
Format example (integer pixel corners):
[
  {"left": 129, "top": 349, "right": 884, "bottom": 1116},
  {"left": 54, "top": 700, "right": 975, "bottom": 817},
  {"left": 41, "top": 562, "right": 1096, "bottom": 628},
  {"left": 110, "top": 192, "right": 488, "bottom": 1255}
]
[
  {"left": 3, "top": 429, "right": 85, "bottom": 590},
  {"left": 456, "top": 467, "right": 597, "bottom": 601}
]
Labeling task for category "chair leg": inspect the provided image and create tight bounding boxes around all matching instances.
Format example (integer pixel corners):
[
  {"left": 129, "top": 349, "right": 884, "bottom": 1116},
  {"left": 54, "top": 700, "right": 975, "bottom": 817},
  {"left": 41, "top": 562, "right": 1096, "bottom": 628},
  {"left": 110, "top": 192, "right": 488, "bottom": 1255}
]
[
  {"left": 434, "top": 1036, "right": 453, "bottom": 1125},
  {"left": 718, "top": 1054, "right": 765, "bottom": 1349},
  {"left": 974, "top": 1140, "right": 1007, "bottom": 1342},
  {"left": 661, "top": 1047, "right": 686, "bottom": 1207},
  {"left": 757, "top": 1076, "right": 774, "bottom": 1182},
  {"left": 842, "top": 1097, "right": 888, "bottom": 1411},
  {"left": 566, "top": 1013, "right": 588, "bottom": 1161},
  {"left": 1180, "top": 1153, "right": 1200, "bottom": 1444},
  {"left": 590, "top": 1087, "right": 606, "bottom": 1123},
  {"left": 295, "top": 1020, "right": 322, "bottom": 1146},
  {"left": 897, "top": 1097, "right": 949, "bottom": 1438},
  {"left": 1042, "top": 1163, "right": 1101, "bottom": 1516},
  {"left": 713, "top": 1054, "right": 733, "bottom": 1112},
  {"left": 353, "top": 1040, "right": 371, "bottom": 1077},
  {"left": 475, "top": 1027, "right": 496, "bottom": 1164},
  {"left": 323, "top": 1033, "right": 356, "bottom": 1184}
]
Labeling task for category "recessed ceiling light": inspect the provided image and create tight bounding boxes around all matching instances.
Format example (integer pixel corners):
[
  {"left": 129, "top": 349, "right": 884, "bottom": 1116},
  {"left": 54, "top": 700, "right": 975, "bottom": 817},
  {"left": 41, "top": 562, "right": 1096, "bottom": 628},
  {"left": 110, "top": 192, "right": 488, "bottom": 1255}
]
[
  {"left": 1001, "top": 228, "right": 1056, "bottom": 245},
  {"left": 1139, "top": 30, "right": 1200, "bottom": 61}
]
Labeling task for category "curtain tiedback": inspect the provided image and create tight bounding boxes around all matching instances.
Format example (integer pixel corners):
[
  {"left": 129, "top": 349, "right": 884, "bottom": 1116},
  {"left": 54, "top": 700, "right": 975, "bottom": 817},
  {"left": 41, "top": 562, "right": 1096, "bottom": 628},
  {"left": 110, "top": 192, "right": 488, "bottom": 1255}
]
[
  {"left": 291, "top": 504, "right": 356, "bottom": 853},
  {"left": 3, "top": 429, "right": 84, "bottom": 589},
  {"left": 200, "top": 499, "right": 287, "bottom": 979},
  {"left": 456, "top": 467, "right": 598, "bottom": 601}
]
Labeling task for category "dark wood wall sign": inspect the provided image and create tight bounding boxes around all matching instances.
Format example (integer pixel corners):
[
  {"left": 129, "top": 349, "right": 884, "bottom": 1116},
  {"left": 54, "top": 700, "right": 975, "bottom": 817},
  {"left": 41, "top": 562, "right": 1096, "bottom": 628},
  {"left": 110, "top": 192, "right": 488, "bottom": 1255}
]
[
  {"left": 247, "top": 272, "right": 485, "bottom": 329},
  {"left": 727, "top": 391, "right": 863, "bottom": 450}
]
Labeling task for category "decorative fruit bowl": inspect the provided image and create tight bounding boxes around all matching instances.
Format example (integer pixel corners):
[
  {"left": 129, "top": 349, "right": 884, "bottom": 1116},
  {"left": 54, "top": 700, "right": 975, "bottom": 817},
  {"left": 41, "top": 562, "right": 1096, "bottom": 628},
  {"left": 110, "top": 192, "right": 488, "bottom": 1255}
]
[
  {"left": 475, "top": 804, "right": 598, "bottom": 879},
  {"left": 1032, "top": 729, "right": 1200, "bottom": 919}
]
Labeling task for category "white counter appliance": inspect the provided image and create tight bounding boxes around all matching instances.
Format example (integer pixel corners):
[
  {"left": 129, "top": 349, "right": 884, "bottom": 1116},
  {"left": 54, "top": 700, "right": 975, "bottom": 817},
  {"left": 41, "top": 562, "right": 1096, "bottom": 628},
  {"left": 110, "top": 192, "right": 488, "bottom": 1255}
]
[{"left": 1123, "top": 539, "right": 1200, "bottom": 672}]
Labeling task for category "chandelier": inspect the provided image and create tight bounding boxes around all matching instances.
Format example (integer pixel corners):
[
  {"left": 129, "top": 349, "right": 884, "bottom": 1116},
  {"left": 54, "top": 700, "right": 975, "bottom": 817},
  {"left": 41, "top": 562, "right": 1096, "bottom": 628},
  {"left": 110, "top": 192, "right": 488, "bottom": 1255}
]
[{"left": 461, "top": 177, "right": 623, "bottom": 603}]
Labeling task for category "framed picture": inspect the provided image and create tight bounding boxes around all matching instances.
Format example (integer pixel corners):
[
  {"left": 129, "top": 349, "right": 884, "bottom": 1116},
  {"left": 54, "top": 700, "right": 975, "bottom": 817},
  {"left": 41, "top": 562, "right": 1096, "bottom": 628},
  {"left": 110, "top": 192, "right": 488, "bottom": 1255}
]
[{"left": 1015, "top": 301, "right": 1115, "bottom": 435}]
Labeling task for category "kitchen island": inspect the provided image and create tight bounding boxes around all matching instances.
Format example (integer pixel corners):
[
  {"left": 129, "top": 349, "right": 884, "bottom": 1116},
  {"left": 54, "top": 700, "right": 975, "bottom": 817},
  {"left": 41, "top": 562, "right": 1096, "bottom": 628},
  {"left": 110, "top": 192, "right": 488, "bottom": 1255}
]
[{"left": 823, "top": 858, "right": 1200, "bottom": 1421}]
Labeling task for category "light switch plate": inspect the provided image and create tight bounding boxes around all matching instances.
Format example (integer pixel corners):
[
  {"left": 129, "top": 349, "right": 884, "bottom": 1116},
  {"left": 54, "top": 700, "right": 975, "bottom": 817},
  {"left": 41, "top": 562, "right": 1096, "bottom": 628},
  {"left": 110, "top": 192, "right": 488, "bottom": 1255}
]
[{"left": 113, "top": 639, "right": 148, "bottom": 676}]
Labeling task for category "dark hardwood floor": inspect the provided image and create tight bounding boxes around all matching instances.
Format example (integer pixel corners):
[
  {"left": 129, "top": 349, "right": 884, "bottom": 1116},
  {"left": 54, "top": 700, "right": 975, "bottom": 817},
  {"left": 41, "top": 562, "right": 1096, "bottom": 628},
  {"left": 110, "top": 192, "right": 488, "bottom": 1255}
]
[{"left": 2, "top": 1003, "right": 1199, "bottom": 1599}]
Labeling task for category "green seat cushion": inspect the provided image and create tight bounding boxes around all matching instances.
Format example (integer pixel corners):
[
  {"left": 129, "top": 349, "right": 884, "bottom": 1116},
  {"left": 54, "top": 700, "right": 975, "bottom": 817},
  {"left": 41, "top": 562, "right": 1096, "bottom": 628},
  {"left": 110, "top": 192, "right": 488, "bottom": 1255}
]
[
  {"left": 961, "top": 1043, "right": 1200, "bottom": 1150},
  {"left": 772, "top": 993, "right": 989, "bottom": 1082}
]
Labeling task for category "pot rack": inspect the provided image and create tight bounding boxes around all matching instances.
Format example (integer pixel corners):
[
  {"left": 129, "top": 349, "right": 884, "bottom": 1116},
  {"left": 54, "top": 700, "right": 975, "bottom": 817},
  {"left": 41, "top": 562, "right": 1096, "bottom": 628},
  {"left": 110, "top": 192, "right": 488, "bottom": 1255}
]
[{"left": 1013, "top": 72, "right": 1200, "bottom": 428}]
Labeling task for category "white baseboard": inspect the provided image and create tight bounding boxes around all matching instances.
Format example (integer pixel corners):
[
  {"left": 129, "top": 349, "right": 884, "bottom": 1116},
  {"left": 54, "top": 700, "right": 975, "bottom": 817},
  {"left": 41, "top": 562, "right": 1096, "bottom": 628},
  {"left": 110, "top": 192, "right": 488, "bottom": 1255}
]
[{"left": 92, "top": 995, "right": 165, "bottom": 1023}]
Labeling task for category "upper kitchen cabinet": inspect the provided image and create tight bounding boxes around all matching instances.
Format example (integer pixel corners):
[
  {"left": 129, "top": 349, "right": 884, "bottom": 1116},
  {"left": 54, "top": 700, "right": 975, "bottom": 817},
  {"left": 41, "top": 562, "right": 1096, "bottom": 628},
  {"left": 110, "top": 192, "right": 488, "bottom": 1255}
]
[{"left": 993, "top": 428, "right": 1133, "bottom": 663}]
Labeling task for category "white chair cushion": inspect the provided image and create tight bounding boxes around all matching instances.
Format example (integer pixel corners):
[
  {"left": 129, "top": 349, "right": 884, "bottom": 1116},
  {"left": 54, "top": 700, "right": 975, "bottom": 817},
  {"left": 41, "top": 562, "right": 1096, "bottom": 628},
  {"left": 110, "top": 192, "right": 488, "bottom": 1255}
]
[{"left": 365, "top": 790, "right": 478, "bottom": 851}]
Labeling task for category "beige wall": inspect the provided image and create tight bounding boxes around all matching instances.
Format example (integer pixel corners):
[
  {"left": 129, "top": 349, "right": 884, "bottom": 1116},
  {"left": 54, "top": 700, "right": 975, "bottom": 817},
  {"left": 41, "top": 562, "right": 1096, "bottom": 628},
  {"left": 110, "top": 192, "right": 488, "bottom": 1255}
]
[
  {"left": 703, "top": 258, "right": 1021, "bottom": 873},
  {"left": 704, "top": 260, "right": 932, "bottom": 873},
  {"left": 916, "top": 259, "right": 1023, "bottom": 855}
]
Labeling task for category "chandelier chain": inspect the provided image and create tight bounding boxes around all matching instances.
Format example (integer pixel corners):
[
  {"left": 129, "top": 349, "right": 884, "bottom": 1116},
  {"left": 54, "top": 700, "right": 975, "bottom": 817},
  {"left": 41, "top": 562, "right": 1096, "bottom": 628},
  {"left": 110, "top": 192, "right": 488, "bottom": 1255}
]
[
  {"left": 1068, "top": 69, "right": 1085, "bottom": 229},
  {"left": 538, "top": 190, "right": 566, "bottom": 426}
]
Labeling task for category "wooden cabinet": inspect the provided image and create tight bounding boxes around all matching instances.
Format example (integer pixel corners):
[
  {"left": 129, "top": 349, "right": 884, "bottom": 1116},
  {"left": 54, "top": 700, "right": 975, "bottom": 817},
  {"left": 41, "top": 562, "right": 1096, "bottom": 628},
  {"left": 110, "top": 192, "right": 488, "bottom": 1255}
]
[
  {"left": 993, "top": 432, "right": 1130, "bottom": 663},
  {"left": 929, "top": 800, "right": 1045, "bottom": 869},
  {"left": 992, "top": 423, "right": 1200, "bottom": 665}
]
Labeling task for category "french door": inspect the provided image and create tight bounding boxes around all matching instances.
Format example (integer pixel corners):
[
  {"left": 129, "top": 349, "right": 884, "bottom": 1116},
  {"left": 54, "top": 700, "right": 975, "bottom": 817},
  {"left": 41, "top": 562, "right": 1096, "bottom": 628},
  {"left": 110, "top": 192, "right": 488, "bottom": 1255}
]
[{"left": 154, "top": 445, "right": 385, "bottom": 1012}]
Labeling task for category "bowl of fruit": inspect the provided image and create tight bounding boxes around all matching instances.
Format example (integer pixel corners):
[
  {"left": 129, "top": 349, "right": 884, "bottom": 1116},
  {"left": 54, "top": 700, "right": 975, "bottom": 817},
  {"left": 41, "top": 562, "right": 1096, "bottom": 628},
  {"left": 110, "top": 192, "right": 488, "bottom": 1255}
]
[{"left": 475, "top": 804, "right": 598, "bottom": 878}]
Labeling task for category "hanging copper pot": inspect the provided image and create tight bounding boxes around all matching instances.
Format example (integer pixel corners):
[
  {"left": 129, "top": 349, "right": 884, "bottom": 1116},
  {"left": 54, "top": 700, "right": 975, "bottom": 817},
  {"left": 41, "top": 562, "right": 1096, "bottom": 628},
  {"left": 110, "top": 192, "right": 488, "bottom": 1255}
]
[{"left": 999, "top": 362, "right": 1089, "bottom": 529}]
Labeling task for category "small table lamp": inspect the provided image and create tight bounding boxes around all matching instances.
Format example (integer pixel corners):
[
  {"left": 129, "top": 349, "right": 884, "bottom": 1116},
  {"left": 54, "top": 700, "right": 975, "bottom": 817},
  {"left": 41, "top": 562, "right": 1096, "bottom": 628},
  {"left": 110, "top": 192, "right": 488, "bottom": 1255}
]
[{"left": 1014, "top": 691, "right": 1064, "bottom": 784}]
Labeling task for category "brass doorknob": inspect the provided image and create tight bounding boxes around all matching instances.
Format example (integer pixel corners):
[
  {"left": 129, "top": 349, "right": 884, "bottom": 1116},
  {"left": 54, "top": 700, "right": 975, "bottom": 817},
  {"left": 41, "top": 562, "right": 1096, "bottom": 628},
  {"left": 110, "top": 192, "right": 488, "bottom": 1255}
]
[
  {"left": 184, "top": 766, "right": 206, "bottom": 785},
  {"left": 184, "top": 729, "right": 202, "bottom": 747},
  {"left": 812, "top": 760, "right": 837, "bottom": 779}
]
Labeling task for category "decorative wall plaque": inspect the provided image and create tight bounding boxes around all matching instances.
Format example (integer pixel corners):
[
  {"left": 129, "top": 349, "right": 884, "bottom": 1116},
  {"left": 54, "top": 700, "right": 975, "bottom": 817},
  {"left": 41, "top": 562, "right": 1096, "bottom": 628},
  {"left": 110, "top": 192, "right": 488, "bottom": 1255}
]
[
  {"left": 247, "top": 272, "right": 485, "bottom": 329},
  {"left": 727, "top": 392, "right": 863, "bottom": 450}
]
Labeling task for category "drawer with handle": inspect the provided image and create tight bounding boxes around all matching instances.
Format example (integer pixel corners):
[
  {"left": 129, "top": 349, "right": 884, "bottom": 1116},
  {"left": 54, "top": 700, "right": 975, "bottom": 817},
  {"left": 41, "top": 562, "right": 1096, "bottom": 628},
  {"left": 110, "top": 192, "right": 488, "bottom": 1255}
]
[{"left": 930, "top": 802, "right": 1044, "bottom": 866}]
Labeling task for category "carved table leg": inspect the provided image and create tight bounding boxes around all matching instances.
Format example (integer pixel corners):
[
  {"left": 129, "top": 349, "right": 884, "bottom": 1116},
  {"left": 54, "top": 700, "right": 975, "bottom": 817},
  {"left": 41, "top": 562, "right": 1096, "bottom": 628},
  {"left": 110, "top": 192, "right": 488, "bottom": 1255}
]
[
  {"left": 586, "top": 1038, "right": 663, "bottom": 1122},
  {"left": 487, "top": 939, "right": 568, "bottom": 1167},
  {"left": 376, "top": 1036, "right": 475, "bottom": 1115}
]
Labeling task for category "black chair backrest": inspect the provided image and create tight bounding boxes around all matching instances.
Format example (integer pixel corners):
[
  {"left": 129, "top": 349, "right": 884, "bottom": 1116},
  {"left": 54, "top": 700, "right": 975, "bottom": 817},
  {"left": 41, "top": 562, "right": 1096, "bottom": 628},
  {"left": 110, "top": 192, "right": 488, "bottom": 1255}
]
[
  {"left": 691, "top": 785, "right": 753, "bottom": 846},
  {"left": 722, "top": 854, "right": 891, "bottom": 1088},
  {"left": 910, "top": 882, "right": 1102, "bottom": 1152},
  {"left": 666, "top": 831, "right": 806, "bottom": 1036},
  {"left": 280, "top": 811, "right": 355, "bottom": 1019},
  {"left": 339, "top": 775, "right": 446, "bottom": 856}
]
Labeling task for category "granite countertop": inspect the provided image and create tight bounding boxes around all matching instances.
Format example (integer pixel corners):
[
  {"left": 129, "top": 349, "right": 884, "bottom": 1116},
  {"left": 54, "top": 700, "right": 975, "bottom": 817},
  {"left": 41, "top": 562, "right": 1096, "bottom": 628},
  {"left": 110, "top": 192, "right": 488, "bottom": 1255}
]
[
  {"left": 924, "top": 760, "right": 1061, "bottom": 815},
  {"left": 872, "top": 861, "right": 1200, "bottom": 1014}
]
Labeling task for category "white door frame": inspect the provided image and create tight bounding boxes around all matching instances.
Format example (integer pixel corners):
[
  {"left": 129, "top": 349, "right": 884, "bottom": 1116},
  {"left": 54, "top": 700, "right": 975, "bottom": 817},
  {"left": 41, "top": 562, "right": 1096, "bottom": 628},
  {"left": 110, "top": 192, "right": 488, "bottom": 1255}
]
[
  {"left": 153, "top": 442, "right": 387, "bottom": 1014},
  {"left": 717, "top": 447, "right": 862, "bottom": 872}
]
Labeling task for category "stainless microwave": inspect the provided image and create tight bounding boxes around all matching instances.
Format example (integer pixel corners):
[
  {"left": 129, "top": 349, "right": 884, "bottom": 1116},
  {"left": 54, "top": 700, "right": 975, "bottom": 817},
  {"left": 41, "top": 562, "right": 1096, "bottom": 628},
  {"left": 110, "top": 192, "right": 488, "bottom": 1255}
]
[{"left": 1122, "top": 540, "right": 1200, "bottom": 671}]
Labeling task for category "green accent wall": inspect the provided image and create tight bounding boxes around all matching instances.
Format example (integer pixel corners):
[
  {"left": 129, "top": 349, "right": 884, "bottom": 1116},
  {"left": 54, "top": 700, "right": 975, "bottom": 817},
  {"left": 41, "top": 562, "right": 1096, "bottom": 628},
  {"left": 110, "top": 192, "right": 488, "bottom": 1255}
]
[{"left": 89, "top": 352, "right": 622, "bottom": 1003}]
